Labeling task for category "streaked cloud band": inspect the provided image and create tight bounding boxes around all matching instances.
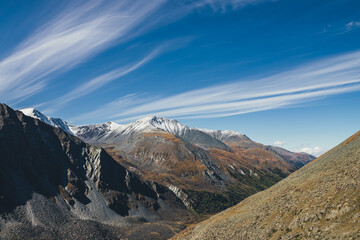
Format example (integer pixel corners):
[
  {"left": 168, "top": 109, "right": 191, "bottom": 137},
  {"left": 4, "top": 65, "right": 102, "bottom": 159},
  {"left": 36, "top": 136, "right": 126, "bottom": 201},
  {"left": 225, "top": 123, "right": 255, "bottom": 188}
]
[{"left": 72, "top": 50, "right": 360, "bottom": 123}]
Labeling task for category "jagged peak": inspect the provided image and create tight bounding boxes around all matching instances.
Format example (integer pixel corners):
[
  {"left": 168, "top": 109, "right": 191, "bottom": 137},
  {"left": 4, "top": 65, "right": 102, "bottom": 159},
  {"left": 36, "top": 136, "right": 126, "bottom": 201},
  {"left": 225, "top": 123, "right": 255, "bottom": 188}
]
[
  {"left": 0, "top": 103, "right": 19, "bottom": 120},
  {"left": 135, "top": 115, "right": 179, "bottom": 124},
  {"left": 120, "top": 115, "right": 189, "bottom": 136},
  {"left": 0, "top": 103, "right": 13, "bottom": 112},
  {"left": 20, "top": 107, "right": 52, "bottom": 124},
  {"left": 20, "top": 107, "right": 45, "bottom": 117},
  {"left": 20, "top": 108, "right": 73, "bottom": 134}
]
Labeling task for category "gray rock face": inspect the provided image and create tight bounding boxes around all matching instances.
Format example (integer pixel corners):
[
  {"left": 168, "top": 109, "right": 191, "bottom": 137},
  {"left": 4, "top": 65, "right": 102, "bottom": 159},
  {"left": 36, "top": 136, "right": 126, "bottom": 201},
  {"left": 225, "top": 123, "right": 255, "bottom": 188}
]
[
  {"left": 167, "top": 185, "right": 193, "bottom": 210},
  {"left": 0, "top": 104, "right": 192, "bottom": 240}
]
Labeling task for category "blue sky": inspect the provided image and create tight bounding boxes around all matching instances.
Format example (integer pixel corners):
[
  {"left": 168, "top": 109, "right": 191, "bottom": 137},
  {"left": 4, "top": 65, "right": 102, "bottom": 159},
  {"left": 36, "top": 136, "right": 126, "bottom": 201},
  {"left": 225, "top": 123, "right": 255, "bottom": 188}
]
[{"left": 1, "top": 0, "right": 359, "bottom": 155}]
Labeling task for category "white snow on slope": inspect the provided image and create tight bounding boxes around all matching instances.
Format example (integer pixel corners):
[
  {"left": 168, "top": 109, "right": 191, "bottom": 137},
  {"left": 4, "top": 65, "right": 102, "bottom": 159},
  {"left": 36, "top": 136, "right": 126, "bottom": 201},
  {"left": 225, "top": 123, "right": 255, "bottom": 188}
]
[
  {"left": 70, "top": 121, "right": 124, "bottom": 136},
  {"left": 21, "top": 108, "right": 52, "bottom": 125},
  {"left": 69, "top": 121, "right": 126, "bottom": 143},
  {"left": 197, "top": 129, "right": 246, "bottom": 141},
  {"left": 70, "top": 116, "right": 192, "bottom": 143},
  {"left": 120, "top": 116, "right": 190, "bottom": 136},
  {"left": 20, "top": 108, "right": 73, "bottom": 134},
  {"left": 20, "top": 109, "right": 245, "bottom": 143}
]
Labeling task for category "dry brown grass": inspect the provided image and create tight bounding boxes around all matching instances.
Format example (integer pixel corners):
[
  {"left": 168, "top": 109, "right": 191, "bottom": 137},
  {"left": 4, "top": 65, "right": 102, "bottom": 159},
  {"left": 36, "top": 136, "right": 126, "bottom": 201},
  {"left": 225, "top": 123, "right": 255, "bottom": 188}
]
[
  {"left": 142, "top": 158, "right": 217, "bottom": 191},
  {"left": 142, "top": 131, "right": 182, "bottom": 144},
  {"left": 175, "top": 131, "right": 360, "bottom": 240},
  {"left": 209, "top": 147, "right": 292, "bottom": 174}
]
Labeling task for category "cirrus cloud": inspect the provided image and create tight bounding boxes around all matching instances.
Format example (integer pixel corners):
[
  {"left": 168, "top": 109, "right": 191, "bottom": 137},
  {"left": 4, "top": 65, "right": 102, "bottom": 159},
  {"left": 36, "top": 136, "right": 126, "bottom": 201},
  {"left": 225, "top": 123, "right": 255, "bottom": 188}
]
[
  {"left": 71, "top": 50, "right": 360, "bottom": 123},
  {"left": 345, "top": 20, "right": 360, "bottom": 31},
  {"left": 1, "top": 0, "right": 265, "bottom": 105}
]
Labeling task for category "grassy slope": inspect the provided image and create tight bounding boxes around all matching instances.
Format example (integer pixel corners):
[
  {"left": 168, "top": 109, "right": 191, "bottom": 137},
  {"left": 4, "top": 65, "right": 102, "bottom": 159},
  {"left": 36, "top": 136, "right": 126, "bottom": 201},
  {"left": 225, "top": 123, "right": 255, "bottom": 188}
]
[{"left": 174, "top": 131, "right": 360, "bottom": 240}]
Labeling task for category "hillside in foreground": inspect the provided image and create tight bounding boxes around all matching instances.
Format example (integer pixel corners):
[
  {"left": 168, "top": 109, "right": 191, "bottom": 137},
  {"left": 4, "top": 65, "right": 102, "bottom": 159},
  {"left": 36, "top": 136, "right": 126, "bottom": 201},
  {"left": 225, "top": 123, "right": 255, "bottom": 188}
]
[{"left": 174, "top": 131, "right": 360, "bottom": 240}]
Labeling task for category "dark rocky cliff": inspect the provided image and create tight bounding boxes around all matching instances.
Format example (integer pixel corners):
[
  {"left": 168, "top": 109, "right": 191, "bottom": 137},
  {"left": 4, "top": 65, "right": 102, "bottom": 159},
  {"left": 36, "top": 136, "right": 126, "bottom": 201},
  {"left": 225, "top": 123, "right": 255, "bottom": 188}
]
[{"left": 0, "top": 104, "right": 192, "bottom": 240}]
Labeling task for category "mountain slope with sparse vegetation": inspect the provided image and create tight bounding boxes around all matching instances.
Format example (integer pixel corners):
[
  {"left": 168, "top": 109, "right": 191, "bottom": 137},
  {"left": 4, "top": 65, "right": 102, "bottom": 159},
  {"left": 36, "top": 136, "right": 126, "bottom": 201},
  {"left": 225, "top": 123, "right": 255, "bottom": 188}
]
[{"left": 174, "top": 131, "right": 360, "bottom": 240}]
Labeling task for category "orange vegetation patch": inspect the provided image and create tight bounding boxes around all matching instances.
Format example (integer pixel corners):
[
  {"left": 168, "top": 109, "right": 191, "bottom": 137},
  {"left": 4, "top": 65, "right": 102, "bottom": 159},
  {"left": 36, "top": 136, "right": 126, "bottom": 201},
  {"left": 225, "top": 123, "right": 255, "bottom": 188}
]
[
  {"left": 209, "top": 148, "right": 251, "bottom": 168},
  {"left": 209, "top": 147, "right": 291, "bottom": 174},
  {"left": 143, "top": 172, "right": 180, "bottom": 186},
  {"left": 171, "top": 159, "right": 207, "bottom": 176},
  {"left": 142, "top": 131, "right": 182, "bottom": 144},
  {"left": 143, "top": 158, "right": 215, "bottom": 190},
  {"left": 66, "top": 181, "right": 76, "bottom": 192}
]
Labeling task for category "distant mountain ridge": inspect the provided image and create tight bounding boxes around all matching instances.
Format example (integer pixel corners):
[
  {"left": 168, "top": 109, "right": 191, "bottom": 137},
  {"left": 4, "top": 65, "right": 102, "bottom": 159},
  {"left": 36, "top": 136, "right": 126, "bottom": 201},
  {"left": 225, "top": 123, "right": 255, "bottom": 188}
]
[
  {"left": 71, "top": 116, "right": 229, "bottom": 149},
  {"left": 19, "top": 109, "right": 241, "bottom": 149},
  {"left": 20, "top": 108, "right": 310, "bottom": 155}
]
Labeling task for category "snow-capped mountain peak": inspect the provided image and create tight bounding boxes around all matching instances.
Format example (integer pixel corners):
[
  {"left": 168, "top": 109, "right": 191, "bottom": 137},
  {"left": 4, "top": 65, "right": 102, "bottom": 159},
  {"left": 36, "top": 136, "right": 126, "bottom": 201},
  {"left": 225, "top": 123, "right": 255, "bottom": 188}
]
[
  {"left": 107, "top": 121, "right": 124, "bottom": 131},
  {"left": 19, "top": 109, "right": 240, "bottom": 148},
  {"left": 20, "top": 108, "right": 73, "bottom": 134},
  {"left": 198, "top": 129, "right": 246, "bottom": 140},
  {"left": 69, "top": 121, "right": 125, "bottom": 143},
  {"left": 21, "top": 108, "right": 49, "bottom": 123},
  {"left": 123, "top": 116, "right": 189, "bottom": 135}
]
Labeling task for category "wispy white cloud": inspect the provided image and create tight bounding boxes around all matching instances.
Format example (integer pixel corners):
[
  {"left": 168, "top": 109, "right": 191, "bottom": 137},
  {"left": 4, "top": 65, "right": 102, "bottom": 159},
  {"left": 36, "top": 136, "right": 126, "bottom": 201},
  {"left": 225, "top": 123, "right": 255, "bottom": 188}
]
[
  {"left": 345, "top": 20, "right": 360, "bottom": 31},
  {"left": 0, "top": 0, "right": 165, "bottom": 103},
  {"left": 117, "top": 84, "right": 360, "bottom": 121},
  {"left": 72, "top": 50, "right": 360, "bottom": 123},
  {"left": 0, "top": 0, "right": 268, "bottom": 105},
  {"left": 40, "top": 37, "right": 193, "bottom": 113},
  {"left": 190, "top": 0, "right": 270, "bottom": 12},
  {"left": 42, "top": 47, "right": 162, "bottom": 114},
  {"left": 274, "top": 140, "right": 285, "bottom": 146}
]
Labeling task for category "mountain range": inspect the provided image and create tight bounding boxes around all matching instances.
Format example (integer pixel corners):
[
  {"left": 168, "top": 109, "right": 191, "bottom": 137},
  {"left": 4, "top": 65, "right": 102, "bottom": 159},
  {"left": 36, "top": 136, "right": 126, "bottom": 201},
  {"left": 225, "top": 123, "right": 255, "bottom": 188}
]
[
  {"left": 2, "top": 104, "right": 355, "bottom": 240},
  {"left": 20, "top": 108, "right": 315, "bottom": 214}
]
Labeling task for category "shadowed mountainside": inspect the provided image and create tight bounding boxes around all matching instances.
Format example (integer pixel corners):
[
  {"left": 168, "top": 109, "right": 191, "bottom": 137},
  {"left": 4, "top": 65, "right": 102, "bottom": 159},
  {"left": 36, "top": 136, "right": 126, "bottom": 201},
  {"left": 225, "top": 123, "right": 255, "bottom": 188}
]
[{"left": 0, "top": 104, "right": 194, "bottom": 240}]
